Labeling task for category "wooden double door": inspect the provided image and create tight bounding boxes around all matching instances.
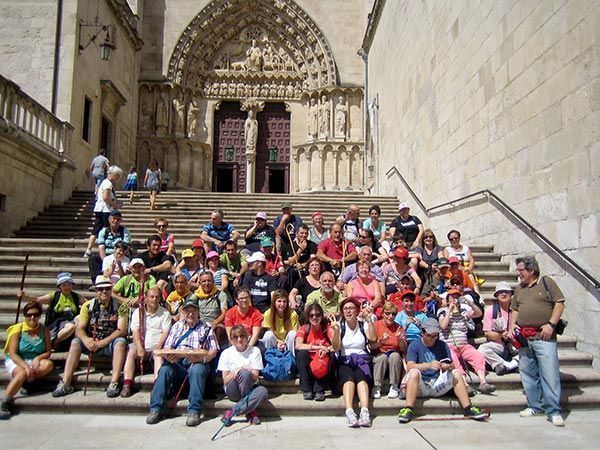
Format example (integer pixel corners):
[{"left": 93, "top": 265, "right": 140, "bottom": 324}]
[{"left": 213, "top": 101, "right": 290, "bottom": 193}]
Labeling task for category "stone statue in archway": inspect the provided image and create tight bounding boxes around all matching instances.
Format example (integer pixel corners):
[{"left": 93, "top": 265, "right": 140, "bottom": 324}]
[
  {"left": 156, "top": 93, "right": 169, "bottom": 132},
  {"left": 245, "top": 39, "right": 263, "bottom": 72},
  {"left": 172, "top": 97, "right": 185, "bottom": 134},
  {"left": 244, "top": 109, "right": 258, "bottom": 154},
  {"left": 335, "top": 95, "right": 347, "bottom": 139},
  {"left": 188, "top": 98, "right": 200, "bottom": 138},
  {"left": 319, "top": 94, "right": 330, "bottom": 140},
  {"left": 307, "top": 97, "right": 318, "bottom": 141}
]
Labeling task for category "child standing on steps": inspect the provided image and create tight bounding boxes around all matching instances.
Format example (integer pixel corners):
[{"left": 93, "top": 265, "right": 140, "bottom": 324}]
[{"left": 124, "top": 166, "right": 138, "bottom": 204}]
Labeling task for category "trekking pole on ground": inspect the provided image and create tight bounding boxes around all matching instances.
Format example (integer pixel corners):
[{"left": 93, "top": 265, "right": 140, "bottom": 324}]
[
  {"left": 84, "top": 324, "right": 97, "bottom": 396},
  {"left": 211, "top": 385, "right": 256, "bottom": 441},
  {"left": 15, "top": 253, "right": 30, "bottom": 324}
]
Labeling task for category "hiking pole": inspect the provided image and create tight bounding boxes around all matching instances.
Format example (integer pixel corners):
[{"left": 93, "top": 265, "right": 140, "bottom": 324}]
[
  {"left": 15, "top": 253, "right": 30, "bottom": 324},
  {"left": 138, "top": 273, "right": 146, "bottom": 376},
  {"left": 84, "top": 324, "right": 97, "bottom": 396},
  {"left": 211, "top": 385, "right": 256, "bottom": 441}
]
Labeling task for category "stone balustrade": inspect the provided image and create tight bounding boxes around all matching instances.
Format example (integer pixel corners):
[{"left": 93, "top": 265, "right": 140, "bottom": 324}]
[
  {"left": 0, "top": 73, "right": 73, "bottom": 158},
  {"left": 292, "top": 142, "right": 365, "bottom": 192}
]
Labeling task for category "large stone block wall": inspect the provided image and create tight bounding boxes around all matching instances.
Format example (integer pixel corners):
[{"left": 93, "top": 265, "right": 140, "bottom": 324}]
[
  {"left": 0, "top": 0, "right": 58, "bottom": 111},
  {"left": 140, "top": 0, "right": 365, "bottom": 85},
  {"left": 368, "top": 0, "right": 600, "bottom": 363}
]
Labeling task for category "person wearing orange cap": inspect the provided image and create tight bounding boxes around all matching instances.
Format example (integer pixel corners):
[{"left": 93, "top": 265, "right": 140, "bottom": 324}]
[{"left": 382, "top": 246, "right": 422, "bottom": 295}]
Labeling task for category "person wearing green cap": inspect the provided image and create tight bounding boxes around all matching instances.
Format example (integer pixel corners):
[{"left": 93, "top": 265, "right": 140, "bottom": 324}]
[{"left": 273, "top": 202, "right": 304, "bottom": 246}]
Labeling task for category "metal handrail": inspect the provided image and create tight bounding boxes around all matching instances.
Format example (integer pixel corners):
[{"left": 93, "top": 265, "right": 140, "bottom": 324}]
[{"left": 385, "top": 166, "right": 599, "bottom": 290}]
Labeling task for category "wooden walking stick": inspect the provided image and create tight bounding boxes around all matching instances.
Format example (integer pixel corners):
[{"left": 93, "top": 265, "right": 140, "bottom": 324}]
[{"left": 15, "top": 253, "right": 30, "bottom": 324}]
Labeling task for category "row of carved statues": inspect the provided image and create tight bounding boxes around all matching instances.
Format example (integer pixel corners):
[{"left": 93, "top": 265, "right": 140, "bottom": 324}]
[
  {"left": 203, "top": 79, "right": 304, "bottom": 99},
  {"left": 307, "top": 94, "right": 347, "bottom": 141},
  {"left": 139, "top": 94, "right": 203, "bottom": 139}
]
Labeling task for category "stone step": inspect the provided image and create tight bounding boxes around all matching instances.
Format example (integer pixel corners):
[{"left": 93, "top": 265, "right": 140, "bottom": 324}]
[{"left": 7, "top": 385, "right": 600, "bottom": 417}]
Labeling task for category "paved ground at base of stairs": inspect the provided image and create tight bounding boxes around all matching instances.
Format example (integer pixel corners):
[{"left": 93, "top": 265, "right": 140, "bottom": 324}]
[{"left": 2, "top": 410, "right": 600, "bottom": 449}]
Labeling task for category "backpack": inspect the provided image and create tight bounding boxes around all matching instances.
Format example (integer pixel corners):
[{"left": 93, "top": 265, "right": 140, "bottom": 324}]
[{"left": 262, "top": 348, "right": 297, "bottom": 381}]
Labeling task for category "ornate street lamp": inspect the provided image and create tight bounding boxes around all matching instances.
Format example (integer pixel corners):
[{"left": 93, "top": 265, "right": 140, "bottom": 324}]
[{"left": 78, "top": 19, "right": 116, "bottom": 61}]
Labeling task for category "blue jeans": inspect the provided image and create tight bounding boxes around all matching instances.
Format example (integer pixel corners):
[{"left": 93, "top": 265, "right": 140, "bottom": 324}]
[
  {"left": 518, "top": 339, "right": 561, "bottom": 416},
  {"left": 149, "top": 360, "right": 209, "bottom": 414}
]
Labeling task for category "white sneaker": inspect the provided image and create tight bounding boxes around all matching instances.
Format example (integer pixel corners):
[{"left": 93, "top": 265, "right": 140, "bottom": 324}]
[
  {"left": 549, "top": 414, "right": 565, "bottom": 427},
  {"left": 519, "top": 407, "right": 544, "bottom": 418},
  {"left": 388, "top": 385, "right": 400, "bottom": 399},
  {"left": 346, "top": 409, "right": 359, "bottom": 428},
  {"left": 372, "top": 386, "right": 381, "bottom": 399},
  {"left": 358, "top": 408, "right": 372, "bottom": 427}
]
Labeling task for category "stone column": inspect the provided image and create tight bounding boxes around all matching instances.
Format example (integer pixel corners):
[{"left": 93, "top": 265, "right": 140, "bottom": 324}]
[
  {"left": 292, "top": 151, "right": 300, "bottom": 193},
  {"left": 332, "top": 148, "right": 339, "bottom": 190},
  {"left": 245, "top": 152, "right": 256, "bottom": 193},
  {"left": 318, "top": 146, "right": 325, "bottom": 190}
]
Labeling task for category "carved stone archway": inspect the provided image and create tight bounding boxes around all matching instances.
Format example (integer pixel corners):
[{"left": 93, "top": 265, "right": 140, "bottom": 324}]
[{"left": 168, "top": 0, "right": 339, "bottom": 99}]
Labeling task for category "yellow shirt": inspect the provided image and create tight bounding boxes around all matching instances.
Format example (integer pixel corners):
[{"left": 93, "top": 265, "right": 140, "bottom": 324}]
[{"left": 262, "top": 308, "right": 299, "bottom": 341}]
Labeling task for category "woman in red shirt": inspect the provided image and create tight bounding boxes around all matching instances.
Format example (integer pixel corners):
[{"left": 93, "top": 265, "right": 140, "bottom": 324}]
[{"left": 294, "top": 304, "right": 340, "bottom": 401}]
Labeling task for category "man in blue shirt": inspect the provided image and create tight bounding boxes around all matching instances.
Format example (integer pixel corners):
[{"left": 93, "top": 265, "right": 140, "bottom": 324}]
[
  {"left": 397, "top": 317, "right": 488, "bottom": 423},
  {"left": 201, "top": 210, "right": 240, "bottom": 253}
]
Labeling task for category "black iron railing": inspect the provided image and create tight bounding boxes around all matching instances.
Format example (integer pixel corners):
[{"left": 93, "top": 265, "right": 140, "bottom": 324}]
[{"left": 386, "top": 166, "right": 599, "bottom": 290}]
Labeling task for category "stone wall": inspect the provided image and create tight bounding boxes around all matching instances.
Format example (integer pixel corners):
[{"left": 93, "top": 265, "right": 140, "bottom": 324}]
[
  {"left": 0, "top": 0, "right": 58, "bottom": 111},
  {"left": 368, "top": 0, "right": 600, "bottom": 364}
]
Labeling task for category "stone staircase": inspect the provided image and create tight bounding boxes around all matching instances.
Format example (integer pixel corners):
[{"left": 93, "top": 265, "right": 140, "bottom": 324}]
[{"left": 1, "top": 190, "right": 599, "bottom": 418}]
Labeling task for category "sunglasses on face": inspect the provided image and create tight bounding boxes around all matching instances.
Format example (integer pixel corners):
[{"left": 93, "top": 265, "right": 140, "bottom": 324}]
[
  {"left": 308, "top": 313, "right": 322, "bottom": 318},
  {"left": 231, "top": 335, "right": 246, "bottom": 340},
  {"left": 424, "top": 333, "right": 439, "bottom": 339},
  {"left": 97, "top": 287, "right": 112, "bottom": 292},
  {"left": 383, "top": 311, "right": 396, "bottom": 316},
  {"left": 25, "top": 312, "right": 42, "bottom": 318}
]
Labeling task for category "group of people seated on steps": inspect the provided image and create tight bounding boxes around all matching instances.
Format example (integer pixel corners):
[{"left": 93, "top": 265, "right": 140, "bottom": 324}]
[{"left": 1, "top": 200, "right": 534, "bottom": 427}]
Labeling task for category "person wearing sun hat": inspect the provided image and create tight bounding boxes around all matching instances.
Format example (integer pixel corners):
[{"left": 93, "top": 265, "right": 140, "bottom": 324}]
[
  {"left": 479, "top": 281, "right": 519, "bottom": 377},
  {"left": 18, "top": 272, "right": 82, "bottom": 349},
  {"left": 52, "top": 275, "right": 128, "bottom": 399},
  {"left": 388, "top": 202, "right": 425, "bottom": 249}
]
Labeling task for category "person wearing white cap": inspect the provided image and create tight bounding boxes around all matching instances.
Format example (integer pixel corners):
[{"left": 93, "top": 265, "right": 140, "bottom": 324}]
[
  {"left": 241, "top": 251, "right": 277, "bottom": 313},
  {"left": 479, "top": 282, "right": 519, "bottom": 376},
  {"left": 112, "top": 258, "right": 157, "bottom": 308},
  {"left": 52, "top": 275, "right": 128, "bottom": 398},
  {"left": 388, "top": 202, "right": 424, "bottom": 249},
  {"left": 244, "top": 211, "right": 276, "bottom": 255},
  {"left": 18, "top": 272, "right": 82, "bottom": 349}
]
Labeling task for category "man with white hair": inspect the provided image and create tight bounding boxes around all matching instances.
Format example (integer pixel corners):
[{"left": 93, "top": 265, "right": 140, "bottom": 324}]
[
  {"left": 479, "top": 282, "right": 519, "bottom": 376},
  {"left": 241, "top": 252, "right": 277, "bottom": 313}
]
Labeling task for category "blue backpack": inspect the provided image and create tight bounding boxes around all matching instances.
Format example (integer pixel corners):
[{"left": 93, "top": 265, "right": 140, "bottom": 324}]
[{"left": 262, "top": 348, "right": 297, "bottom": 381}]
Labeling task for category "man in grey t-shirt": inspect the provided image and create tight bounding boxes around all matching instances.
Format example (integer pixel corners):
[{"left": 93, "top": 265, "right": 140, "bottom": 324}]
[{"left": 90, "top": 149, "right": 110, "bottom": 192}]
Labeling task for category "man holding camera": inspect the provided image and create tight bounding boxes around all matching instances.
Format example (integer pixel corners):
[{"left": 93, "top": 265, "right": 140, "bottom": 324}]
[{"left": 508, "top": 256, "right": 565, "bottom": 427}]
